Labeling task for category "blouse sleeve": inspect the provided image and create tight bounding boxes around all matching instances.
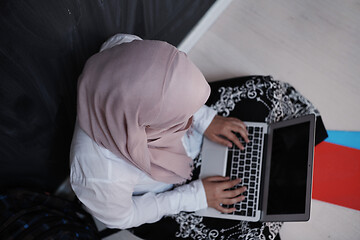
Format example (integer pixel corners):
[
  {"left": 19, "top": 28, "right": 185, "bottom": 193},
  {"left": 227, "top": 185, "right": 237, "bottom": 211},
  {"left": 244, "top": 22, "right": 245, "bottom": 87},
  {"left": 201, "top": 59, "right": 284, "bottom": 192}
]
[
  {"left": 192, "top": 105, "right": 217, "bottom": 134},
  {"left": 182, "top": 105, "right": 217, "bottom": 159},
  {"left": 71, "top": 176, "right": 207, "bottom": 229}
]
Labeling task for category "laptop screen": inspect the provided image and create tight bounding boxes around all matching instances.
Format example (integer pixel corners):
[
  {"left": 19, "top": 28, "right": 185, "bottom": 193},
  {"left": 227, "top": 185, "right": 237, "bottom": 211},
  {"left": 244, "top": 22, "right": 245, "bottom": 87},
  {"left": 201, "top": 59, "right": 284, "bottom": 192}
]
[{"left": 266, "top": 121, "right": 310, "bottom": 215}]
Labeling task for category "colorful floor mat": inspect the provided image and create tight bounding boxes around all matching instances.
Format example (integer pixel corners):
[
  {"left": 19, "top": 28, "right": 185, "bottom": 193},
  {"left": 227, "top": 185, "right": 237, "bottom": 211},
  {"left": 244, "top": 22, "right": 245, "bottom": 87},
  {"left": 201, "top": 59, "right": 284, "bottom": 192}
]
[{"left": 312, "top": 137, "right": 360, "bottom": 211}]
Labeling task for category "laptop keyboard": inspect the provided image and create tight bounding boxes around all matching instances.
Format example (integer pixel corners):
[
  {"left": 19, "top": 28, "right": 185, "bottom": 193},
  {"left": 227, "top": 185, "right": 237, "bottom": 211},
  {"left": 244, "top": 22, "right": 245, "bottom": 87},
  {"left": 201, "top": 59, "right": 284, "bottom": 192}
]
[{"left": 224, "top": 125, "right": 265, "bottom": 217}]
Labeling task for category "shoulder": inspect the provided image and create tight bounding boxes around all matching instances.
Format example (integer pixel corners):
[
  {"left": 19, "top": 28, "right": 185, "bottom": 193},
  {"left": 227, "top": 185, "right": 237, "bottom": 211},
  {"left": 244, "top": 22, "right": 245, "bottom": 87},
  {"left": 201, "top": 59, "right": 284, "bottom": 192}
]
[{"left": 70, "top": 121, "right": 141, "bottom": 183}]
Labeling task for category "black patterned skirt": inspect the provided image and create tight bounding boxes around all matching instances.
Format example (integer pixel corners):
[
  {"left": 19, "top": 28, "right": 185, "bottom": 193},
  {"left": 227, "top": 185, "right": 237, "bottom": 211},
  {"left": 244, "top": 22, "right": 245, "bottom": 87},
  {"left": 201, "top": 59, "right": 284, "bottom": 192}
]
[{"left": 132, "top": 76, "right": 328, "bottom": 240}]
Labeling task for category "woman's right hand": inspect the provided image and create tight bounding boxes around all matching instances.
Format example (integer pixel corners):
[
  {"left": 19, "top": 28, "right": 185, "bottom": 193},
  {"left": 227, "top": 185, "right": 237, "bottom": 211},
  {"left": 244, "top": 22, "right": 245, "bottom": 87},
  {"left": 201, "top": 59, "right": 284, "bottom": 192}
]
[{"left": 202, "top": 176, "right": 247, "bottom": 213}]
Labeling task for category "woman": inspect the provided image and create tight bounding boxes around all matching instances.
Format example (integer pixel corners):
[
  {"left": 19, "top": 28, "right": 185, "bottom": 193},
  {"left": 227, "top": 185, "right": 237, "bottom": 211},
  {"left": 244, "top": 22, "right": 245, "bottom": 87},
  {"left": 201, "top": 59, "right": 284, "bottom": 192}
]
[
  {"left": 70, "top": 34, "right": 327, "bottom": 239},
  {"left": 70, "top": 34, "right": 249, "bottom": 230}
]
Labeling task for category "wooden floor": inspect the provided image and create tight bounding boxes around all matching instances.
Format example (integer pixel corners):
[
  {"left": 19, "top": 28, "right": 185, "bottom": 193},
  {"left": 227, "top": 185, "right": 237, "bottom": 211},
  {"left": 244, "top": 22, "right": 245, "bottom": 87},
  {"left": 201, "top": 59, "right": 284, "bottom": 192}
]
[
  {"left": 104, "top": 0, "right": 360, "bottom": 239},
  {"left": 187, "top": 0, "right": 360, "bottom": 132}
]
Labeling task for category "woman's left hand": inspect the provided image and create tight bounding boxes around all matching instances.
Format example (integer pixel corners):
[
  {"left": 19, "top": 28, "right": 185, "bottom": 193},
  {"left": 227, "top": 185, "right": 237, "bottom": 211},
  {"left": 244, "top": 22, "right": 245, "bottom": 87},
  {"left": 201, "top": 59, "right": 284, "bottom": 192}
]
[{"left": 204, "top": 115, "right": 249, "bottom": 150}]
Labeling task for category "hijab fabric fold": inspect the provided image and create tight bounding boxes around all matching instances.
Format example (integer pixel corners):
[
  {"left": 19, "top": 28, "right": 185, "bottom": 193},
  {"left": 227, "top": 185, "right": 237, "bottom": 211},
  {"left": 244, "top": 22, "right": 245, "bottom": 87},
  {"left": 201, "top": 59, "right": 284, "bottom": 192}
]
[{"left": 77, "top": 40, "right": 210, "bottom": 184}]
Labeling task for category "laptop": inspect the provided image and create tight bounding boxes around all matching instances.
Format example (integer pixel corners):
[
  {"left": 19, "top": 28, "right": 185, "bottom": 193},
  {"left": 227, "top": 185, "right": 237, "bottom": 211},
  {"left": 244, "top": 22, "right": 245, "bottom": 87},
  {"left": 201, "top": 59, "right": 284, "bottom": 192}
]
[{"left": 195, "top": 114, "right": 316, "bottom": 222}]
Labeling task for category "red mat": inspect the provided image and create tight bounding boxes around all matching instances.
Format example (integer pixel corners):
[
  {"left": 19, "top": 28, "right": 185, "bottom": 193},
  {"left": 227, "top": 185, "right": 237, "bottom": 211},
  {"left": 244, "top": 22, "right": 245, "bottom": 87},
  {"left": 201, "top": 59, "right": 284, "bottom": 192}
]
[{"left": 312, "top": 141, "right": 360, "bottom": 211}]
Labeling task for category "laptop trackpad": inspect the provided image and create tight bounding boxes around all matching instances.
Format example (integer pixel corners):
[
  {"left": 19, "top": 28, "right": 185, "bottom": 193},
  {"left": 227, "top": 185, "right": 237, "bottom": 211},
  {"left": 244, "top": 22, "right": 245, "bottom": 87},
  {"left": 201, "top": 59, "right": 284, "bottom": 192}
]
[{"left": 199, "top": 138, "right": 228, "bottom": 178}]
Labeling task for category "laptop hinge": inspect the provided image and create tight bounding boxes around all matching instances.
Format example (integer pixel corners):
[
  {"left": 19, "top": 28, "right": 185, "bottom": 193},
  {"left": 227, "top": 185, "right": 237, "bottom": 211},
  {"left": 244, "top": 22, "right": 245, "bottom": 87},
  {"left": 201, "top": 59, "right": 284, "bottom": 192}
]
[{"left": 258, "top": 133, "right": 268, "bottom": 211}]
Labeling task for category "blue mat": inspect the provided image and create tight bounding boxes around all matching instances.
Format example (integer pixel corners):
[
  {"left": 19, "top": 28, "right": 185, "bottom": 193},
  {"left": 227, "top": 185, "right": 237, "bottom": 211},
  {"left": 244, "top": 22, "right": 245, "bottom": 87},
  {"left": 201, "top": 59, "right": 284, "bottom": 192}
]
[{"left": 326, "top": 130, "right": 360, "bottom": 150}]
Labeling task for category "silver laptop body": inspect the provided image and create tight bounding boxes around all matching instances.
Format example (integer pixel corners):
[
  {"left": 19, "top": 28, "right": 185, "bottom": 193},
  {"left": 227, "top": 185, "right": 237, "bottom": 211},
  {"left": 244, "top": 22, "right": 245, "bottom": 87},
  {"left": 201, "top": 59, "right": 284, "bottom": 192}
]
[{"left": 195, "top": 114, "right": 316, "bottom": 222}]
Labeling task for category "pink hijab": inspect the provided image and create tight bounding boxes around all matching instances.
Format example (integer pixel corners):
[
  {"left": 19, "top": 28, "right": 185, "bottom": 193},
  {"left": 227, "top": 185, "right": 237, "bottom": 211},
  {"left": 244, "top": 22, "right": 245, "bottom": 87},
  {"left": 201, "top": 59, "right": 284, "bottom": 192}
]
[{"left": 77, "top": 40, "right": 210, "bottom": 184}]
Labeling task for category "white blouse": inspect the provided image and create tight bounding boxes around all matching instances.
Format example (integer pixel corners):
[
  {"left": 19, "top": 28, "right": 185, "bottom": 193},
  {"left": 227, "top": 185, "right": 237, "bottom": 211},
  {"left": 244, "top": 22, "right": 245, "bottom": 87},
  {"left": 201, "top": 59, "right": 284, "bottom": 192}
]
[{"left": 70, "top": 104, "right": 217, "bottom": 229}]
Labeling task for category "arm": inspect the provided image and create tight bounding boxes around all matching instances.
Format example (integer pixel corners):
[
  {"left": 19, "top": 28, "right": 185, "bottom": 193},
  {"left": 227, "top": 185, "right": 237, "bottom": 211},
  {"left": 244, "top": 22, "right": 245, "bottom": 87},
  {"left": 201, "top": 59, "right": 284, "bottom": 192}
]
[{"left": 71, "top": 177, "right": 207, "bottom": 229}]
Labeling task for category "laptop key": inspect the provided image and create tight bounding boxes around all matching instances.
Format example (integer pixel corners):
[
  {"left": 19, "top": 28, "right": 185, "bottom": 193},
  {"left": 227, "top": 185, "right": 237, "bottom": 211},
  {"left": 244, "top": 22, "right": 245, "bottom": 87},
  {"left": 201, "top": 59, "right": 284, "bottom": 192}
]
[
  {"left": 247, "top": 208, "right": 253, "bottom": 216},
  {"left": 238, "top": 210, "right": 246, "bottom": 216}
]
